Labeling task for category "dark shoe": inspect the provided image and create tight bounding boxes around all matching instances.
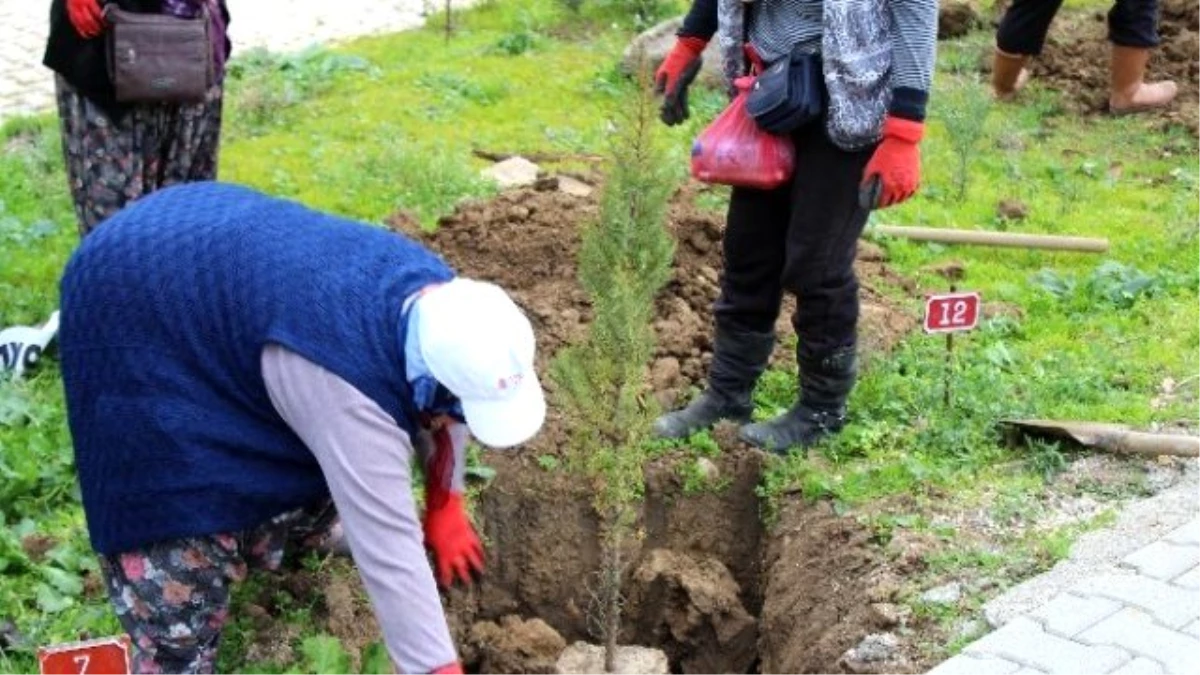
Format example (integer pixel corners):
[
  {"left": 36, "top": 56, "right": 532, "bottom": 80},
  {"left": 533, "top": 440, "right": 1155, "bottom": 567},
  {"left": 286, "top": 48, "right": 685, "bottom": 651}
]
[
  {"left": 653, "top": 325, "right": 775, "bottom": 439},
  {"left": 738, "top": 402, "right": 847, "bottom": 453},
  {"left": 739, "top": 346, "right": 856, "bottom": 454}
]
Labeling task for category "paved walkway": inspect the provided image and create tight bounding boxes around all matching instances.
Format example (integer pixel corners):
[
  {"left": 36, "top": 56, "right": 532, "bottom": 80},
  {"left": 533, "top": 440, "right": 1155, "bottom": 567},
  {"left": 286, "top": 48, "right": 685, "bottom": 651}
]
[
  {"left": 930, "top": 466, "right": 1200, "bottom": 675},
  {"left": 0, "top": 0, "right": 464, "bottom": 120}
]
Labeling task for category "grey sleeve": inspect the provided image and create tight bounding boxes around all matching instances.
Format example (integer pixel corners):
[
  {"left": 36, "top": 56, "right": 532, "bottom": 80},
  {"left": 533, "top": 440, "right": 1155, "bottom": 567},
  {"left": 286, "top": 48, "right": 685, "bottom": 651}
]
[{"left": 260, "top": 344, "right": 457, "bottom": 674}]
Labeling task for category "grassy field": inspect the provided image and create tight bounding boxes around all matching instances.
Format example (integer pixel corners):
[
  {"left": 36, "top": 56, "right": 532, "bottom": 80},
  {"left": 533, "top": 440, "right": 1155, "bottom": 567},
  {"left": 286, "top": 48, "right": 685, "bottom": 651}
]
[{"left": 1, "top": 0, "right": 1196, "bottom": 671}]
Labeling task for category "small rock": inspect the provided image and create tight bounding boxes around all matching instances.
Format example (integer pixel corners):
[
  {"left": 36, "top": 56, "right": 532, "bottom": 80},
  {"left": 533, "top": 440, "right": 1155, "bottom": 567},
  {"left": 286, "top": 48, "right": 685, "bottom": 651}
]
[
  {"left": 840, "top": 633, "right": 899, "bottom": 670},
  {"left": 557, "top": 175, "right": 594, "bottom": 198},
  {"left": 650, "top": 357, "right": 683, "bottom": 390},
  {"left": 926, "top": 260, "right": 966, "bottom": 282},
  {"left": 695, "top": 457, "right": 719, "bottom": 481},
  {"left": 920, "top": 582, "right": 962, "bottom": 605},
  {"left": 866, "top": 575, "right": 903, "bottom": 603},
  {"left": 556, "top": 641, "right": 669, "bottom": 674},
  {"left": 869, "top": 603, "right": 902, "bottom": 628},
  {"left": 621, "top": 18, "right": 723, "bottom": 87},
  {"left": 857, "top": 241, "right": 888, "bottom": 262},
  {"left": 938, "top": 1, "right": 980, "bottom": 40},
  {"left": 997, "top": 198, "right": 1029, "bottom": 220},
  {"left": 481, "top": 156, "right": 541, "bottom": 189},
  {"left": 0, "top": 619, "right": 26, "bottom": 650},
  {"left": 688, "top": 229, "right": 713, "bottom": 254},
  {"left": 956, "top": 618, "right": 986, "bottom": 640}
]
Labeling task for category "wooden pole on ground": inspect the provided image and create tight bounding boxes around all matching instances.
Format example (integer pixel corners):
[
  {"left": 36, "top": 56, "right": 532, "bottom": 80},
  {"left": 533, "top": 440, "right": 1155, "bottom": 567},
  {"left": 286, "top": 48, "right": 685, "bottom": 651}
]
[{"left": 872, "top": 226, "right": 1110, "bottom": 253}]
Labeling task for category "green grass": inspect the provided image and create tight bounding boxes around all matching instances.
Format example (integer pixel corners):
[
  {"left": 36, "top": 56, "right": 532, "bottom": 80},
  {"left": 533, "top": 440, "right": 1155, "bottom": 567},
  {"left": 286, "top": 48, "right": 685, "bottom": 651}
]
[{"left": 1, "top": 0, "right": 1196, "bottom": 671}]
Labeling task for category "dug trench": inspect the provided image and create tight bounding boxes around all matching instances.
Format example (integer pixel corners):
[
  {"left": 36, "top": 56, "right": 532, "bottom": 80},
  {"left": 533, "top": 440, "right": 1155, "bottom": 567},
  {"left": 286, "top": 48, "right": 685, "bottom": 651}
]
[{"left": 243, "top": 182, "right": 924, "bottom": 674}]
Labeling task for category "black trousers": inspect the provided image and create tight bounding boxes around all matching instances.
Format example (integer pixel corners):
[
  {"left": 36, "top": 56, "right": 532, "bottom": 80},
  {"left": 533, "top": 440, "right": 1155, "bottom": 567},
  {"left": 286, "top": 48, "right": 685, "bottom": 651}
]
[
  {"left": 997, "top": 0, "right": 1161, "bottom": 55},
  {"left": 714, "top": 119, "right": 874, "bottom": 358}
]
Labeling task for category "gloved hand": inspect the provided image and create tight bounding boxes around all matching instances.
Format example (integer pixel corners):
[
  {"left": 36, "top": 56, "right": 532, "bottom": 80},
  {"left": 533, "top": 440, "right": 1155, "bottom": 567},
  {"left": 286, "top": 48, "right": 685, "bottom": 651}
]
[
  {"left": 66, "top": 0, "right": 105, "bottom": 39},
  {"left": 423, "top": 493, "right": 484, "bottom": 589},
  {"left": 654, "top": 36, "right": 707, "bottom": 126},
  {"left": 430, "top": 661, "right": 464, "bottom": 674},
  {"left": 860, "top": 116, "right": 924, "bottom": 210}
]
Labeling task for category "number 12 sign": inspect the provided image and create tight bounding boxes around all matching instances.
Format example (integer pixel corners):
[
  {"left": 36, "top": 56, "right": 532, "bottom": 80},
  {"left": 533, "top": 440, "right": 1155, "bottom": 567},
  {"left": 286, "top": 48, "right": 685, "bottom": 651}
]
[
  {"left": 924, "top": 292, "right": 981, "bottom": 334},
  {"left": 38, "top": 636, "right": 131, "bottom": 675}
]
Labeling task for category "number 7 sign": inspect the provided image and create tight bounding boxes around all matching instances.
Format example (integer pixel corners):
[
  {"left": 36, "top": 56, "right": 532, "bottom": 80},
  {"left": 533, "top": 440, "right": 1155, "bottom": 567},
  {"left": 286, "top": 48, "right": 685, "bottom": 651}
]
[
  {"left": 923, "top": 292, "right": 981, "bottom": 334},
  {"left": 38, "top": 636, "right": 131, "bottom": 675}
]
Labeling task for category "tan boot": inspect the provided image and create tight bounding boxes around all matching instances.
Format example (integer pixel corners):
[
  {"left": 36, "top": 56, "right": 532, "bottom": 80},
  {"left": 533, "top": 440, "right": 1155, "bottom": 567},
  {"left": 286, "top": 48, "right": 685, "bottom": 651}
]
[
  {"left": 992, "top": 48, "right": 1031, "bottom": 101},
  {"left": 1109, "top": 44, "right": 1177, "bottom": 114}
]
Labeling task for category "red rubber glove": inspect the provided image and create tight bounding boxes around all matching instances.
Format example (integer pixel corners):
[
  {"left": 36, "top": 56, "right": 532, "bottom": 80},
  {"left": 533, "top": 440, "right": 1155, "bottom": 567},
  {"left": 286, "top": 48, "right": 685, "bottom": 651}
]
[
  {"left": 861, "top": 116, "right": 924, "bottom": 209},
  {"left": 430, "top": 662, "right": 464, "bottom": 674},
  {"left": 66, "top": 0, "right": 105, "bottom": 39},
  {"left": 423, "top": 493, "right": 484, "bottom": 589},
  {"left": 654, "top": 36, "right": 707, "bottom": 126}
]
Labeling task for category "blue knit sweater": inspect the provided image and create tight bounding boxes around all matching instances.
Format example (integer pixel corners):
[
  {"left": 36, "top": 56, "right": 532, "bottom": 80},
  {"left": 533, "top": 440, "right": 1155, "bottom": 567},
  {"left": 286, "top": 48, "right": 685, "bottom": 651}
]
[{"left": 59, "top": 182, "right": 454, "bottom": 554}]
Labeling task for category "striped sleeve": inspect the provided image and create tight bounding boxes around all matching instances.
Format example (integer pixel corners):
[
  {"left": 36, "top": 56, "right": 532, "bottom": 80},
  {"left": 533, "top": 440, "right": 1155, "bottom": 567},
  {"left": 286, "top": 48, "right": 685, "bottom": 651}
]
[{"left": 888, "top": 0, "right": 939, "bottom": 121}]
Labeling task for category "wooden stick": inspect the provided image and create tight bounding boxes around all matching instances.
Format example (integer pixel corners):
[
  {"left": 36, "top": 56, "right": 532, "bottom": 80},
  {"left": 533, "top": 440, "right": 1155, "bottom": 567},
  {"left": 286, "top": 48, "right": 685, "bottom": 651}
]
[
  {"left": 872, "top": 226, "right": 1109, "bottom": 253},
  {"left": 1002, "top": 419, "right": 1200, "bottom": 458},
  {"left": 471, "top": 149, "right": 606, "bottom": 164}
]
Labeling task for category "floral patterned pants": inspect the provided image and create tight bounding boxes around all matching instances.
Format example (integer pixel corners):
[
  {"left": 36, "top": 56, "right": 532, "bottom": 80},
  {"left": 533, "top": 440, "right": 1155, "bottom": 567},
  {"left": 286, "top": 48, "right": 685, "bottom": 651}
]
[
  {"left": 98, "top": 503, "right": 337, "bottom": 674},
  {"left": 54, "top": 77, "right": 224, "bottom": 237}
]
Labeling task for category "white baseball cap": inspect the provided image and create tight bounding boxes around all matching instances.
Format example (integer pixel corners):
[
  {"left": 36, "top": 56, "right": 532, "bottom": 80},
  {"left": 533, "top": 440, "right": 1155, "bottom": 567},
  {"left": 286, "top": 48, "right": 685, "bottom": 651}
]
[{"left": 413, "top": 278, "right": 546, "bottom": 448}]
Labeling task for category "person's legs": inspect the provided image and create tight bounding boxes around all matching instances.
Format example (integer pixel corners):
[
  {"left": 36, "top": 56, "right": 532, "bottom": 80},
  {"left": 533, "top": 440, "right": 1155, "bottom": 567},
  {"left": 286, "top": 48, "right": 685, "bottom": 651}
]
[
  {"left": 53, "top": 78, "right": 150, "bottom": 236},
  {"left": 99, "top": 536, "right": 247, "bottom": 674},
  {"left": 652, "top": 185, "right": 788, "bottom": 439},
  {"left": 161, "top": 85, "right": 224, "bottom": 188},
  {"left": 993, "top": 0, "right": 1065, "bottom": 98},
  {"left": 1108, "top": 0, "right": 1176, "bottom": 112},
  {"left": 739, "top": 122, "right": 873, "bottom": 453}
]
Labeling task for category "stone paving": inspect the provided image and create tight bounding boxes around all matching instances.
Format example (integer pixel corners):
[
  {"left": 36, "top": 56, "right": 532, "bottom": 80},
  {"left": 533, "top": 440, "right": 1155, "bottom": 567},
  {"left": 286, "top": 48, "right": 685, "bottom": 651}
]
[
  {"left": 930, "top": 476, "right": 1200, "bottom": 675},
  {"left": 0, "top": 0, "right": 466, "bottom": 120}
]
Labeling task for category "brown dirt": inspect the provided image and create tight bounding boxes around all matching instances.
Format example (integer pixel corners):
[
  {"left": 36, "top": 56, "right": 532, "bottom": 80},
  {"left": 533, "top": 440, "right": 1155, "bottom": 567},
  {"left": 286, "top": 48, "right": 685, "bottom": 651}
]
[
  {"left": 445, "top": 450, "right": 767, "bottom": 651},
  {"left": 19, "top": 533, "right": 56, "bottom": 563},
  {"left": 467, "top": 616, "right": 566, "bottom": 674},
  {"left": 938, "top": 2, "right": 981, "bottom": 40},
  {"left": 759, "top": 500, "right": 895, "bottom": 674},
  {"left": 407, "top": 181, "right": 915, "bottom": 420},
  {"left": 1019, "top": 0, "right": 1199, "bottom": 134},
  {"left": 237, "top": 183, "right": 918, "bottom": 672},
  {"left": 625, "top": 549, "right": 757, "bottom": 673},
  {"left": 321, "top": 571, "right": 382, "bottom": 671}
]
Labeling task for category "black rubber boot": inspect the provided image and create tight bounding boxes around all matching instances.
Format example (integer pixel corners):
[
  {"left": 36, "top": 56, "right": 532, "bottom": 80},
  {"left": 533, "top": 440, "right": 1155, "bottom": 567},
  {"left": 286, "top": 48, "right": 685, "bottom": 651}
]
[
  {"left": 739, "top": 346, "right": 857, "bottom": 454},
  {"left": 653, "top": 326, "right": 776, "bottom": 439}
]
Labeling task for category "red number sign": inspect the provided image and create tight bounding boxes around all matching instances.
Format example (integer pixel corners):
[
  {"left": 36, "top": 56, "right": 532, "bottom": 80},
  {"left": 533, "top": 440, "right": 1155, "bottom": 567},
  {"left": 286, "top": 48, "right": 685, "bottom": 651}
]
[
  {"left": 38, "top": 636, "right": 131, "bottom": 675},
  {"left": 923, "top": 292, "right": 981, "bottom": 334}
]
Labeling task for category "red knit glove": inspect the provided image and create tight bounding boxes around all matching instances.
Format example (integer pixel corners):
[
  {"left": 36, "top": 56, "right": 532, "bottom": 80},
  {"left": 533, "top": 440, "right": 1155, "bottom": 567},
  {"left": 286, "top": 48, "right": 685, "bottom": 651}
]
[
  {"left": 654, "top": 36, "right": 707, "bottom": 126},
  {"left": 66, "top": 0, "right": 105, "bottom": 39},
  {"left": 423, "top": 493, "right": 484, "bottom": 589},
  {"left": 861, "top": 116, "right": 924, "bottom": 209}
]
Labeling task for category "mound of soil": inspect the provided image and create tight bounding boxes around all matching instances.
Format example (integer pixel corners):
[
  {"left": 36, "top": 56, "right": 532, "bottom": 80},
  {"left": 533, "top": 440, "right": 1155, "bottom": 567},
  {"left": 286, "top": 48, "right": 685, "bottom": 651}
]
[
  {"left": 626, "top": 549, "right": 757, "bottom": 673},
  {"left": 939, "top": 1, "right": 981, "bottom": 40},
  {"left": 467, "top": 616, "right": 566, "bottom": 674},
  {"left": 1027, "top": 0, "right": 1199, "bottom": 133},
  {"left": 407, "top": 181, "right": 915, "bottom": 423}
]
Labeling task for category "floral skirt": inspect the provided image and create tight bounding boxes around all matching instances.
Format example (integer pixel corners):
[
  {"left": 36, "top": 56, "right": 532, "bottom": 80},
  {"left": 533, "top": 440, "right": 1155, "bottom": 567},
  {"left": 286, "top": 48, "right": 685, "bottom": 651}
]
[
  {"left": 98, "top": 502, "right": 337, "bottom": 674},
  {"left": 54, "top": 77, "right": 224, "bottom": 237}
]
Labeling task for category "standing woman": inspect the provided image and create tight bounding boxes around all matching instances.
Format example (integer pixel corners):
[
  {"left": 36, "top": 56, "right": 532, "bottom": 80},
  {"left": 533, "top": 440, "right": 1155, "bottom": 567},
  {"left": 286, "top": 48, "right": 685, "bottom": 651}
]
[
  {"left": 43, "top": 0, "right": 231, "bottom": 236},
  {"left": 652, "top": 0, "right": 938, "bottom": 453}
]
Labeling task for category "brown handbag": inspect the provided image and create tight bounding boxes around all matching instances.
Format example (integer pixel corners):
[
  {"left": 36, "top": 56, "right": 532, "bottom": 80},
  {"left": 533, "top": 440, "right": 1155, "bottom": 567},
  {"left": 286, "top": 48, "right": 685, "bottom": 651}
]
[{"left": 104, "top": 5, "right": 213, "bottom": 104}]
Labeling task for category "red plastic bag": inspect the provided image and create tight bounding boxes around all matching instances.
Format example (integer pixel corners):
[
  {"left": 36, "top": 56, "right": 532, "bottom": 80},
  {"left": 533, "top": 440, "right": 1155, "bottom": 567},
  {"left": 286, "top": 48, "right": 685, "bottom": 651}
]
[{"left": 690, "top": 76, "right": 795, "bottom": 190}]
